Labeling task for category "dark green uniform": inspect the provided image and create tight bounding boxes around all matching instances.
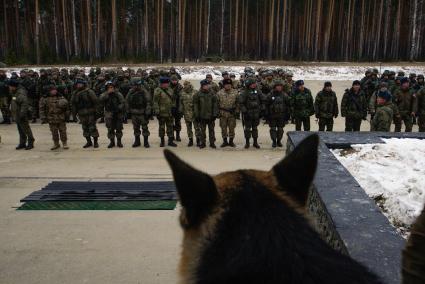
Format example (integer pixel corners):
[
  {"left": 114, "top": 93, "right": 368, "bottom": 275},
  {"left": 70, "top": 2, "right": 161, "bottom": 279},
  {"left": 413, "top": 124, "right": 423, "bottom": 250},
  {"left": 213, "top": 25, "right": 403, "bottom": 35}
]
[
  {"left": 290, "top": 88, "right": 314, "bottom": 131},
  {"left": 371, "top": 102, "right": 393, "bottom": 132},
  {"left": 417, "top": 88, "right": 425, "bottom": 132},
  {"left": 10, "top": 86, "right": 35, "bottom": 148},
  {"left": 314, "top": 90, "right": 339, "bottom": 131},
  {"left": 0, "top": 75, "right": 10, "bottom": 123},
  {"left": 265, "top": 90, "right": 290, "bottom": 146},
  {"left": 239, "top": 88, "right": 264, "bottom": 142},
  {"left": 126, "top": 87, "right": 151, "bottom": 139},
  {"left": 99, "top": 91, "right": 126, "bottom": 140},
  {"left": 393, "top": 88, "right": 417, "bottom": 132},
  {"left": 170, "top": 81, "right": 183, "bottom": 140},
  {"left": 341, "top": 89, "right": 368, "bottom": 131},
  {"left": 71, "top": 88, "right": 100, "bottom": 139},
  {"left": 193, "top": 89, "right": 219, "bottom": 147}
]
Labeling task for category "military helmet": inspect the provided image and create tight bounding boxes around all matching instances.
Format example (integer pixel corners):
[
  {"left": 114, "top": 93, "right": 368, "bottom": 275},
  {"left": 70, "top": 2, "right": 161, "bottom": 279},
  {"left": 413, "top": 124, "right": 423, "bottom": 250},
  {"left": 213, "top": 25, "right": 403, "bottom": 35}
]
[
  {"left": 244, "top": 67, "right": 254, "bottom": 73},
  {"left": 200, "top": 79, "right": 209, "bottom": 86},
  {"left": 222, "top": 79, "right": 232, "bottom": 86},
  {"left": 372, "top": 68, "right": 379, "bottom": 75},
  {"left": 365, "top": 69, "right": 373, "bottom": 75},
  {"left": 273, "top": 79, "right": 284, "bottom": 88},
  {"left": 286, "top": 71, "right": 294, "bottom": 77},
  {"left": 389, "top": 71, "right": 396, "bottom": 76},
  {"left": 159, "top": 77, "right": 170, "bottom": 84},
  {"left": 417, "top": 74, "right": 424, "bottom": 80},
  {"left": 397, "top": 71, "right": 405, "bottom": 77},
  {"left": 105, "top": 81, "right": 115, "bottom": 87},
  {"left": 130, "top": 77, "right": 143, "bottom": 86},
  {"left": 409, "top": 73, "right": 417, "bottom": 78},
  {"left": 383, "top": 70, "right": 390, "bottom": 76},
  {"left": 245, "top": 77, "right": 256, "bottom": 86},
  {"left": 221, "top": 71, "right": 229, "bottom": 77}
]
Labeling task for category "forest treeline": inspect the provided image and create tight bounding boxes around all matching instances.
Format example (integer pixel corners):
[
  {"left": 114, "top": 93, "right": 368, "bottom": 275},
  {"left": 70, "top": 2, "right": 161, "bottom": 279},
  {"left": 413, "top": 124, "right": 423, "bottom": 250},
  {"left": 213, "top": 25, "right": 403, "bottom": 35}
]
[{"left": 1, "top": 0, "right": 424, "bottom": 65}]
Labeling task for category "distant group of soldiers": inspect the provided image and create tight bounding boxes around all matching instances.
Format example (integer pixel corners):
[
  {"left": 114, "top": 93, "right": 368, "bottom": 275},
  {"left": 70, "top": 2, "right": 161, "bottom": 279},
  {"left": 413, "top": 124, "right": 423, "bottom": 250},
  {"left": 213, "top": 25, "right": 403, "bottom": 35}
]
[{"left": 0, "top": 66, "right": 424, "bottom": 150}]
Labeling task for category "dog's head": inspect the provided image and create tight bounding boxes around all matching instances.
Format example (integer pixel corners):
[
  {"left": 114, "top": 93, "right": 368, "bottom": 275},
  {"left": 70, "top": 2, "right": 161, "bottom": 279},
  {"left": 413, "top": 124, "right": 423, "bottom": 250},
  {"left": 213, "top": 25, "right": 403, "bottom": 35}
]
[{"left": 164, "top": 135, "right": 319, "bottom": 283}]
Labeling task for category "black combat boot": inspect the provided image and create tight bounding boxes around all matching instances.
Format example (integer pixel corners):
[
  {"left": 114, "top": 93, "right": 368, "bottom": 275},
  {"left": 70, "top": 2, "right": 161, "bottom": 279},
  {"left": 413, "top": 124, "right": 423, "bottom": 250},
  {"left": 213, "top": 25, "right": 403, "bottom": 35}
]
[
  {"left": 229, "top": 138, "right": 236, "bottom": 148},
  {"left": 16, "top": 143, "right": 26, "bottom": 150},
  {"left": 143, "top": 136, "right": 150, "bottom": 148},
  {"left": 220, "top": 138, "right": 229, "bottom": 148},
  {"left": 253, "top": 138, "right": 260, "bottom": 149},
  {"left": 31, "top": 118, "right": 37, "bottom": 123},
  {"left": 210, "top": 142, "right": 216, "bottom": 149},
  {"left": 277, "top": 139, "right": 283, "bottom": 147},
  {"left": 117, "top": 137, "right": 123, "bottom": 148},
  {"left": 168, "top": 138, "right": 177, "bottom": 147},
  {"left": 83, "top": 137, "right": 93, "bottom": 148},
  {"left": 176, "top": 131, "right": 181, "bottom": 142},
  {"left": 51, "top": 142, "right": 61, "bottom": 151},
  {"left": 93, "top": 137, "right": 99, "bottom": 148},
  {"left": 272, "top": 138, "right": 277, "bottom": 148},
  {"left": 160, "top": 137, "right": 165, "bottom": 147},
  {"left": 199, "top": 141, "right": 206, "bottom": 149},
  {"left": 1, "top": 118, "right": 10, "bottom": 124},
  {"left": 25, "top": 140, "right": 34, "bottom": 150},
  {"left": 108, "top": 138, "right": 115, "bottom": 148},
  {"left": 188, "top": 138, "right": 194, "bottom": 147},
  {"left": 196, "top": 138, "right": 201, "bottom": 147},
  {"left": 244, "top": 138, "right": 250, "bottom": 149},
  {"left": 133, "top": 136, "right": 141, "bottom": 148}
]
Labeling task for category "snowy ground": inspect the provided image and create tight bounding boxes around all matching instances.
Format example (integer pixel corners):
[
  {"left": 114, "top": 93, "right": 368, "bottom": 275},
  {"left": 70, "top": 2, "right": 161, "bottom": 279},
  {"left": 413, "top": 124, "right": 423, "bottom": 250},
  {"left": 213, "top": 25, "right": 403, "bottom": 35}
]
[
  {"left": 332, "top": 138, "right": 425, "bottom": 237},
  {"left": 2, "top": 63, "right": 425, "bottom": 81}
]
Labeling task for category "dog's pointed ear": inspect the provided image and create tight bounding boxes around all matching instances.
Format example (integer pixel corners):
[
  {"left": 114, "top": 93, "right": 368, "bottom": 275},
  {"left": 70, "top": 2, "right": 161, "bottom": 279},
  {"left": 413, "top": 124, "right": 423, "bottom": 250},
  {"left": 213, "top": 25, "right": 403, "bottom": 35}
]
[
  {"left": 272, "top": 135, "right": 319, "bottom": 206},
  {"left": 164, "top": 150, "right": 218, "bottom": 229}
]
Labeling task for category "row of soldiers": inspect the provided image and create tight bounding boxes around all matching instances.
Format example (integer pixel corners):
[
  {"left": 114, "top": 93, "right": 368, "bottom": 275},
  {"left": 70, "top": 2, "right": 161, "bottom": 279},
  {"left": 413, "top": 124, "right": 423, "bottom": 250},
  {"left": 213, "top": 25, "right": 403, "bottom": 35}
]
[{"left": 0, "top": 67, "right": 424, "bottom": 150}]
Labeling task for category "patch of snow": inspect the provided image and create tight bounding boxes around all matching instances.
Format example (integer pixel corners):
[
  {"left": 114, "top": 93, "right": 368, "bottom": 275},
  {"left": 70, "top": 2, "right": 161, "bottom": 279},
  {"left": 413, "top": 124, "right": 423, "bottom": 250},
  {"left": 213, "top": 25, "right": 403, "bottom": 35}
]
[
  {"left": 2, "top": 65, "right": 425, "bottom": 81},
  {"left": 332, "top": 138, "right": 425, "bottom": 237}
]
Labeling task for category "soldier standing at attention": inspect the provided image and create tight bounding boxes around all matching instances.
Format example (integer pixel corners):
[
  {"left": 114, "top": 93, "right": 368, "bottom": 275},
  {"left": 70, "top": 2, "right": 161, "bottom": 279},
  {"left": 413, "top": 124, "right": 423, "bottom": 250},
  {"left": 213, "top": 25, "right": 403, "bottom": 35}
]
[
  {"left": 8, "top": 79, "right": 35, "bottom": 150},
  {"left": 341, "top": 80, "right": 368, "bottom": 132},
  {"left": 126, "top": 78, "right": 151, "bottom": 148},
  {"left": 217, "top": 79, "right": 239, "bottom": 148},
  {"left": 265, "top": 80, "right": 290, "bottom": 148},
  {"left": 393, "top": 78, "right": 417, "bottom": 132},
  {"left": 153, "top": 77, "right": 177, "bottom": 147},
  {"left": 179, "top": 81, "right": 198, "bottom": 147},
  {"left": 99, "top": 81, "right": 126, "bottom": 148},
  {"left": 290, "top": 80, "right": 314, "bottom": 131},
  {"left": 205, "top": 74, "right": 220, "bottom": 94},
  {"left": 170, "top": 75, "right": 183, "bottom": 142},
  {"left": 0, "top": 70, "right": 11, "bottom": 124},
  {"left": 193, "top": 80, "right": 219, "bottom": 149},
  {"left": 71, "top": 79, "right": 100, "bottom": 148},
  {"left": 314, "top": 81, "right": 339, "bottom": 131},
  {"left": 371, "top": 91, "right": 394, "bottom": 132},
  {"left": 40, "top": 85, "right": 69, "bottom": 150},
  {"left": 239, "top": 77, "right": 263, "bottom": 149}
]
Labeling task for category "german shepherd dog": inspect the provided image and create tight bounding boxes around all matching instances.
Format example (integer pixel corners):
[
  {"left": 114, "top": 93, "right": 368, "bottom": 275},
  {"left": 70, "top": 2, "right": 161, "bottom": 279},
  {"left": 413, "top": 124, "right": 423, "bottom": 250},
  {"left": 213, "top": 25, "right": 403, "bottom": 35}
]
[{"left": 164, "top": 134, "right": 382, "bottom": 284}]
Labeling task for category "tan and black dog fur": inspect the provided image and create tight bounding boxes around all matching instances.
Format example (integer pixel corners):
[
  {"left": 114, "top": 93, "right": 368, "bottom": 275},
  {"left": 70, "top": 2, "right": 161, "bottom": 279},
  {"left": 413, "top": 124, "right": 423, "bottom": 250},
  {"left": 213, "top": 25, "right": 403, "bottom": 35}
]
[{"left": 164, "top": 134, "right": 381, "bottom": 284}]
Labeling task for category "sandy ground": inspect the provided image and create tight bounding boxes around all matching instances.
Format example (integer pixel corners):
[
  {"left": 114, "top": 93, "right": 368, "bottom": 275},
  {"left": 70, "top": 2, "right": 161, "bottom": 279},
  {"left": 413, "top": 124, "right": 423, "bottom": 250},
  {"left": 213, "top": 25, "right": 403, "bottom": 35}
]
[{"left": 0, "top": 80, "right": 420, "bottom": 284}]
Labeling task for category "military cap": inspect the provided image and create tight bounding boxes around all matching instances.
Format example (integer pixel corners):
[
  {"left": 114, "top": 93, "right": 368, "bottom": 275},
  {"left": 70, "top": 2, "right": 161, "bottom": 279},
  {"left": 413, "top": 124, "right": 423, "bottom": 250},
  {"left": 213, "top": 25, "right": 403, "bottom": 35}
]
[
  {"left": 159, "top": 77, "right": 170, "bottom": 84},
  {"left": 105, "top": 81, "right": 115, "bottom": 87},
  {"left": 372, "top": 68, "right": 379, "bottom": 74},
  {"left": 245, "top": 77, "right": 256, "bottom": 86},
  {"left": 273, "top": 80, "right": 285, "bottom": 88},
  {"left": 295, "top": 80, "right": 304, "bottom": 87},
  {"left": 400, "top": 77, "right": 410, "bottom": 85},
  {"left": 417, "top": 74, "right": 424, "bottom": 80},
  {"left": 352, "top": 80, "right": 361, "bottom": 86},
  {"left": 222, "top": 79, "right": 232, "bottom": 86},
  {"left": 130, "top": 77, "right": 143, "bottom": 86},
  {"left": 409, "top": 73, "right": 417, "bottom": 78},
  {"left": 397, "top": 71, "right": 405, "bottom": 77},
  {"left": 200, "top": 79, "right": 209, "bottom": 86},
  {"left": 378, "top": 91, "right": 391, "bottom": 101},
  {"left": 222, "top": 71, "right": 229, "bottom": 77},
  {"left": 324, "top": 81, "right": 332, "bottom": 87}
]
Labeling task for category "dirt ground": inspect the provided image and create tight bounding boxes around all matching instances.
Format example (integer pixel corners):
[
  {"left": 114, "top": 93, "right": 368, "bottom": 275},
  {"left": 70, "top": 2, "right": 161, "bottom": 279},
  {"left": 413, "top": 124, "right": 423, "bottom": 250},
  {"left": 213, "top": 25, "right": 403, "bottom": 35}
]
[{"left": 0, "top": 80, "right": 419, "bottom": 284}]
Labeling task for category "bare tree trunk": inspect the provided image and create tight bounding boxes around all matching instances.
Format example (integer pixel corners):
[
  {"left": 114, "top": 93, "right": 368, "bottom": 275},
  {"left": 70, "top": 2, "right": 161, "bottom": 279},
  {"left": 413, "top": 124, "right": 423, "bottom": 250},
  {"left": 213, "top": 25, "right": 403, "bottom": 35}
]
[
  {"left": 323, "top": 0, "right": 335, "bottom": 60},
  {"left": 234, "top": 0, "right": 239, "bottom": 57},
  {"left": 61, "top": 0, "right": 70, "bottom": 61},
  {"left": 410, "top": 0, "right": 418, "bottom": 60},
  {"left": 70, "top": 0, "right": 78, "bottom": 58},
  {"left": 3, "top": 0, "right": 8, "bottom": 51},
  {"left": 267, "top": 0, "right": 275, "bottom": 59},
  {"left": 35, "top": 0, "right": 40, "bottom": 64},
  {"left": 220, "top": 0, "right": 224, "bottom": 55},
  {"left": 205, "top": 0, "right": 210, "bottom": 55},
  {"left": 52, "top": 0, "right": 59, "bottom": 60},
  {"left": 112, "top": 0, "right": 117, "bottom": 60},
  {"left": 87, "top": 0, "right": 93, "bottom": 63}
]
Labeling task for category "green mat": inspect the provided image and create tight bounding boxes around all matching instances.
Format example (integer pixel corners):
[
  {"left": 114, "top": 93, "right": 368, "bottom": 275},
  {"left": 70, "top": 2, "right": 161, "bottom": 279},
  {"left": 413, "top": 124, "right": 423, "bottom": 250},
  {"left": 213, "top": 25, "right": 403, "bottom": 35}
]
[{"left": 17, "top": 200, "right": 177, "bottom": 210}]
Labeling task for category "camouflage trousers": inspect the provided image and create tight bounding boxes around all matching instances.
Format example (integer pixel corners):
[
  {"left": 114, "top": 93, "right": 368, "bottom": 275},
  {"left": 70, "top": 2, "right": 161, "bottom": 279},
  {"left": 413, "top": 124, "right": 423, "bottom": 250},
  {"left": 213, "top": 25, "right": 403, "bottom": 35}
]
[
  {"left": 28, "top": 97, "right": 39, "bottom": 119},
  {"left": 243, "top": 118, "right": 260, "bottom": 139},
  {"left": 16, "top": 119, "right": 34, "bottom": 145},
  {"left": 105, "top": 115, "right": 123, "bottom": 139},
  {"left": 269, "top": 117, "right": 285, "bottom": 141},
  {"left": 79, "top": 114, "right": 99, "bottom": 138},
  {"left": 132, "top": 115, "right": 150, "bottom": 137},
  {"left": 174, "top": 114, "right": 182, "bottom": 134},
  {"left": 318, "top": 117, "right": 334, "bottom": 131},
  {"left": 394, "top": 113, "right": 413, "bottom": 132},
  {"left": 158, "top": 116, "right": 174, "bottom": 138},
  {"left": 295, "top": 116, "right": 311, "bottom": 131},
  {"left": 419, "top": 115, "right": 425, "bottom": 132},
  {"left": 199, "top": 119, "right": 216, "bottom": 144},
  {"left": 49, "top": 122, "right": 67, "bottom": 143},
  {"left": 219, "top": 115, "right": 237, "bottom": 139},
  {"left": 345, "top": 117, "right": 362, "bottom": 132},
  {"left": 0, "top": 97, "right": 10, "bottom": 121},
  {"left": 184, "top": 119, "right": 200, "bottom": 140}
]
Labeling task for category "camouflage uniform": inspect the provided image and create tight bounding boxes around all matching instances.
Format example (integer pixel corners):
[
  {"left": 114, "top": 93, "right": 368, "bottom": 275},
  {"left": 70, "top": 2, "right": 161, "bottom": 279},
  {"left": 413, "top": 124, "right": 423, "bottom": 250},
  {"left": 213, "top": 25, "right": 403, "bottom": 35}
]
[
  {"left": 170, "top": 77, "right": 183, "bottom": 140},
  {"left": 193, "top": 88, "right": 219, "bottom": 148},
  {"left": 265, "top": 89, "right": 290, "bottom": 147},
  {"left": 239, "top": 85, "right": 264, "bottom": 148},
  {"left": 10, "top": 86, "right": 35, "bottom": 148},
  {"left": 393, "top": 88, "right": 417, "bottom": 132},
  {"left": 179, "top": 83, "right": 200, "bottom": 145},
  {"left": 371, "top": 102, "right": 394, "bottom": 132},
  {"left": 416, "top": 88, "right": 425, "bottom": 132},
  {"left": 314, "top": 90, "right": 339, "bottom": 131},
  {"left": 217, "top": 88, "right": 239, "bottom": 142},
  {"left": 290, "top": 88, "right": 315, "bottom": 131},
  {"left": 153, "top": 86, "right": 175, "bottom": 142},
  {"left": 99, "top": 90, "right": 126, "bottom": 144},
  {"left": 126, "top": 85, "right": 151, "bottom": 147},
  {"left": 39, "top": 91, "right": 69, "bottom": 148},
  {"left": 341, "top": 89, "right": 368, "bottom": 131},
  {"left": 71, "top": 88, "right": 100, "bottom": 142},
  {"left": 0, "top": 74, "right": 11, "bottom": 123}
]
